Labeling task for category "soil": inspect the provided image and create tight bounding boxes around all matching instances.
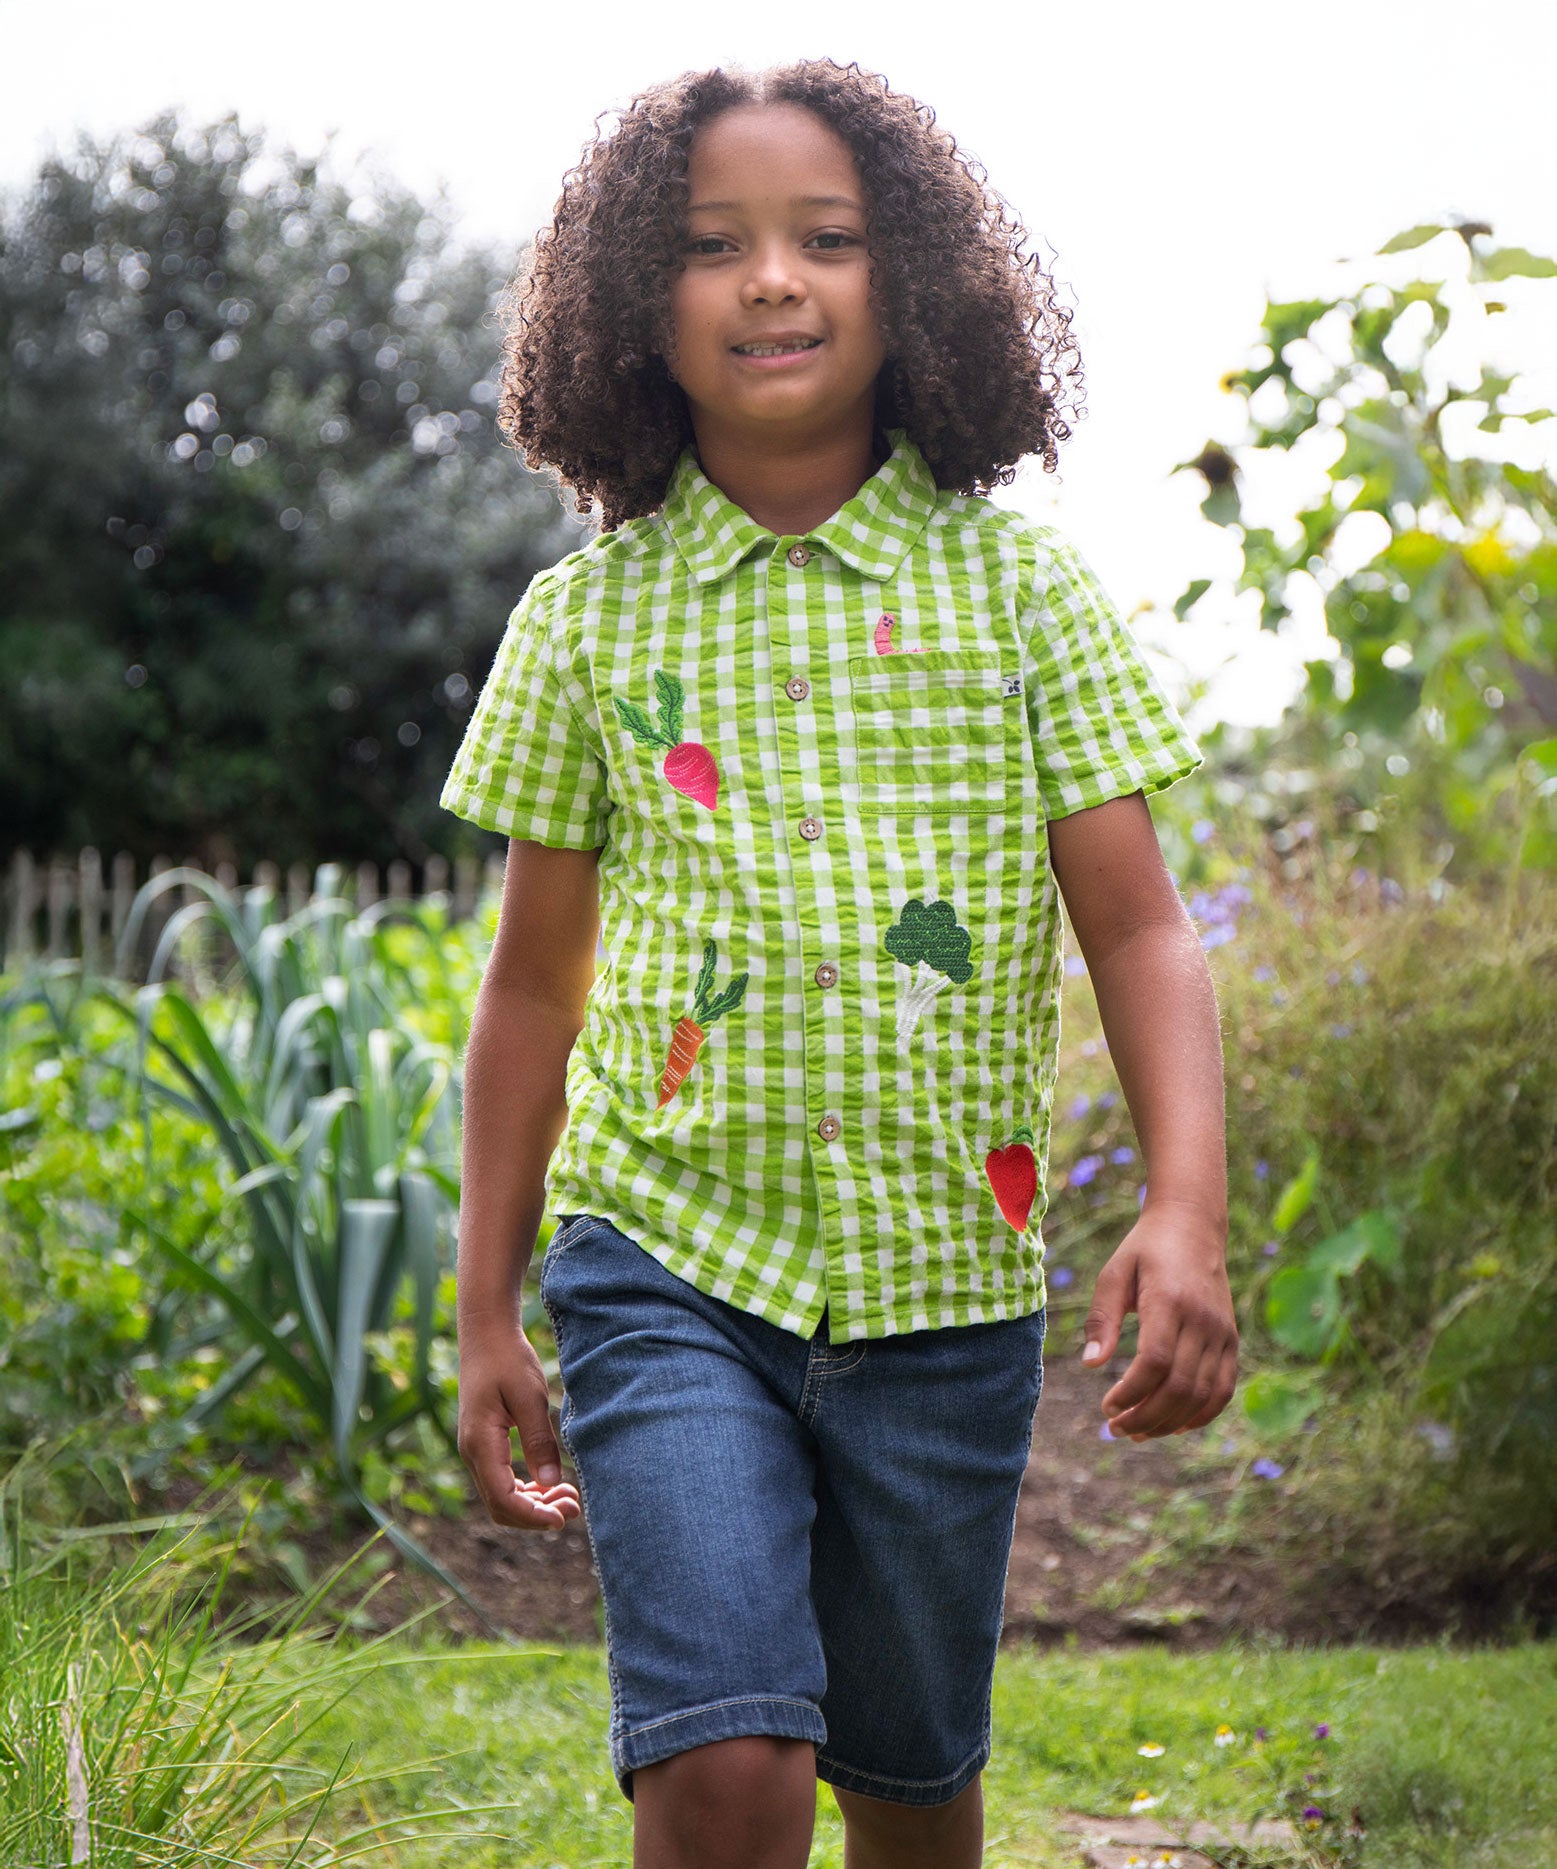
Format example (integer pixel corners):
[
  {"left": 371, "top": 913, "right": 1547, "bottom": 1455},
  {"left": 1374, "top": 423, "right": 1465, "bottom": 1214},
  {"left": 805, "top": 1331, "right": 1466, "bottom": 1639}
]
[{"left": 173, "top": 1344, "right": 1537, "bottom": 1654}]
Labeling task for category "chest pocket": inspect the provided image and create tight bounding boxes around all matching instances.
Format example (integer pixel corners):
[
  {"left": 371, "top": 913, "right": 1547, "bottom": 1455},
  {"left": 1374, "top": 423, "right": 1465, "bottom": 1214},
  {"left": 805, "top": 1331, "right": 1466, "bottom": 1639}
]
[{"left": 845, "top": 648, "right": 1030, "bottom": 817}]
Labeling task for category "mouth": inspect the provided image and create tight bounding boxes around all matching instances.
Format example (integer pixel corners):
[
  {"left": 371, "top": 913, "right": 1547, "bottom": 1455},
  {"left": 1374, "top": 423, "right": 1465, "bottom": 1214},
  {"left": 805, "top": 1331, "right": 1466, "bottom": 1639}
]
[{"left": 731, "top": 337, "right": 824, "bottom": 358}]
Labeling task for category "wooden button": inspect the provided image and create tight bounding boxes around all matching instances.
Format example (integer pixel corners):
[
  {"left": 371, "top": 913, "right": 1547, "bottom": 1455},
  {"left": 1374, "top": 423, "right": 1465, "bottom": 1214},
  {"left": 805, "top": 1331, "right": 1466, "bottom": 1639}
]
[
  {"left": 787, "top": 544, "right": 812, "bottom": 567},
  {"left": 816, "top": 1113, "right": 841, "bottom": 1141},
  {"left": 799, "top": 816, "right": 823, "bottom": 841},
  {"left": 814, "top": 961, "right": 839, "bottom": 989},
  {"left": 785, "top": 676, "right": 811, "bottom": 701}
]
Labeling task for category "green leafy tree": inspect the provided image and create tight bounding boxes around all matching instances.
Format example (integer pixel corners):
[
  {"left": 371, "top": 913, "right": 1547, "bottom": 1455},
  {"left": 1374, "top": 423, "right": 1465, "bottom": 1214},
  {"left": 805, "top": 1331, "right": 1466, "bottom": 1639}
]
[
  {"left": 1175, "top": 220, "right": 1557, "bottom": 871},
  {"left": 0, "top": 111, "right": 581, "bottom": 872}
]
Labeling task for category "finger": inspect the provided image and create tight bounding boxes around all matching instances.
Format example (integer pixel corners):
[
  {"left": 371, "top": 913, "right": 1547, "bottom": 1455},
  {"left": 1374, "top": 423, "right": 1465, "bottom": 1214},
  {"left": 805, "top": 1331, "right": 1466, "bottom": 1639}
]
[
  {"left": 512, "top": 1385, "right": 567, "bottom": 1491},
  {"left": 465, "top": 1416, "right": 571, "bottom": 1528},
  {"left": 1166, "top": 1338, "right": 1225, "bottom": 1436},
  {"left": 1107, "top": 1327, "right": 1203, "bottom": 1439},
  {"left": 1080, "top": 1256, "right": 1134, "bottom": 1367}
]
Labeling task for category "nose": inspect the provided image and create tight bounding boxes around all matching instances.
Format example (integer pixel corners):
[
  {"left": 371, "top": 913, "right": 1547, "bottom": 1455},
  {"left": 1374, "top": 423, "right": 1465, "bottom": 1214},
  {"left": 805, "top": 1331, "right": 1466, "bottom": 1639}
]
[{"left": 740, "top": 236, "right": 806, "bottom": 307}]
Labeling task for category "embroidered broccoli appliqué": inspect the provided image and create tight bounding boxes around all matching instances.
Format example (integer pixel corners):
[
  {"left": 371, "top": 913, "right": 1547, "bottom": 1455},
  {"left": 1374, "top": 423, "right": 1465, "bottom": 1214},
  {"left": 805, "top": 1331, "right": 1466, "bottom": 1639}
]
[
  {"left": 882, "top": 897, "right": 974, "bottom": 1043},
  {"left": 657, "top": 938, "right": 748, "bottom": 1106},
  {"left": 614, "top": 670, "right": 720, "bottom": 809},
  {"left": 986, "top": 1123, "right": 1038, "bottom": 1232}
]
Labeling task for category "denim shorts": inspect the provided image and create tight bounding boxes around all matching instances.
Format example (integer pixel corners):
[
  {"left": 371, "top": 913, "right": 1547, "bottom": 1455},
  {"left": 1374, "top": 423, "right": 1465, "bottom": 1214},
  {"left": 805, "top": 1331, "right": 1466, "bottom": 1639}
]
[{"left": 538, "top": 1212, "right": 1047, "bottom": 1807}]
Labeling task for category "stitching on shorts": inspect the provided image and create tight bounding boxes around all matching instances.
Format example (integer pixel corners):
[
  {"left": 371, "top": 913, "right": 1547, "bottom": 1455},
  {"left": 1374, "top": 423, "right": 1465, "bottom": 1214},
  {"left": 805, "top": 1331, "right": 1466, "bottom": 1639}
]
[
  {"left": 625, "top": 1693, "right": 824, "bottom": 1741},
  {"left": 816, "top": 1733, "right": 988, "bottom": 1794},
  {"left": 543, "top": 1287, "right": 628, "bottom": 1743}
]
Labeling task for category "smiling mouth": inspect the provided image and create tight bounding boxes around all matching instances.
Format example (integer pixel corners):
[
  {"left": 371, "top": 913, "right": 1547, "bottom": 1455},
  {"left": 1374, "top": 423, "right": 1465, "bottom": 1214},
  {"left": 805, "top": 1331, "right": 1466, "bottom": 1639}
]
[{"left": 732, "top": 338, "right": 824, "bottom": 357}]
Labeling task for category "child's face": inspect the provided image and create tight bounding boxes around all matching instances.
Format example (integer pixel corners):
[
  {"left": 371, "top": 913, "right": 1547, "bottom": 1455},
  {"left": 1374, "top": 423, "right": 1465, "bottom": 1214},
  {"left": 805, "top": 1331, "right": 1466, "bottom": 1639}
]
[{"left": 666, "top": 103, "right": 888, "bottom": 454}]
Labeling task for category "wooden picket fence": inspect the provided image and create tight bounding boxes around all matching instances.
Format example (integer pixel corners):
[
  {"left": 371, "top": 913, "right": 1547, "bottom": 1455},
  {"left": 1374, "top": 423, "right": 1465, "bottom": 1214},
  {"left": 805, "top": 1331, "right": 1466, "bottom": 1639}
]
[{"left": 3, "top": 846, "right": 508, "bottom": 985}]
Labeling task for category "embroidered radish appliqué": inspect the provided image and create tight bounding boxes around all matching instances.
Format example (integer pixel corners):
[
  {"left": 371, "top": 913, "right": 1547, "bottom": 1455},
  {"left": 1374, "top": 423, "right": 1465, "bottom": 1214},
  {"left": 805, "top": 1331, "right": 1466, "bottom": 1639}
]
[
  {"left": 614, "top": 670, "right": 720, "bottom": 809},
  {"left": 657, "top": 938, "right": 748, "bottom": 1106},
  {"left": 882, "top": 897, "right": 974, "bottom": 1043},
  {"left": 986, "top": 1123, "right": 1038, "bottom": 1232}
]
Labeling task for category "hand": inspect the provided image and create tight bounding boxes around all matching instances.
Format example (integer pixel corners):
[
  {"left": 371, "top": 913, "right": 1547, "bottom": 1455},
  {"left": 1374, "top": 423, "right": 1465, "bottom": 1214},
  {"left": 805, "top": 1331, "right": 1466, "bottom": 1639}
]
[
  {"left": 457, "top": 1324, "right": 583, "bottom": 1529},
  {"left": 1078, "top": 1204, "right": 1238, "bottom": 1442}
]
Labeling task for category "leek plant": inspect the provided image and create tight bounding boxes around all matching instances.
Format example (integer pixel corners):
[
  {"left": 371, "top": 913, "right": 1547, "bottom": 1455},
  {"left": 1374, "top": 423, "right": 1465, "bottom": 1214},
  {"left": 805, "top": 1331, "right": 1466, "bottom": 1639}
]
[{"left": 30, "top": 862, "right": 532, "bottom": 1633}]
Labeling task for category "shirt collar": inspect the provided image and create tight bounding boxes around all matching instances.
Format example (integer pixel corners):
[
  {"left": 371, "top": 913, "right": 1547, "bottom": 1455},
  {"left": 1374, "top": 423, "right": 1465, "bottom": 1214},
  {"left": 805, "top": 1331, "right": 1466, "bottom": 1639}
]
[{"left": 660, "top": 427, "right": 938, "bottom": 586}]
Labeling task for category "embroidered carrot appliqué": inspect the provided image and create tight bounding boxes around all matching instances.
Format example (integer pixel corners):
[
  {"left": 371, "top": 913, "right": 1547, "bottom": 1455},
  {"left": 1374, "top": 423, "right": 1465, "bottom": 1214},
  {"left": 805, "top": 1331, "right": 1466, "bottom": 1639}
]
[
  {"left": 657, "top": 938, "right": 749, "bottom": 1106},
  {"left": 614, "top": 670, "right": 720, "bottom": 809},
  {"left": 882, "top": 897, "right": 973, "bottom": 1042},
  {"left": 986, "top": 1123, "right": 1038, "bottom": 1232}
]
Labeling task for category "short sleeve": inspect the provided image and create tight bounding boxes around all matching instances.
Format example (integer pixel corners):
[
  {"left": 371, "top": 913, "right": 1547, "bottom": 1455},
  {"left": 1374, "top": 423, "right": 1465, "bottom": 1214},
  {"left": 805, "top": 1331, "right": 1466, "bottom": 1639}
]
[
  {"left": 439, "top": 577, "right": 612, "bottom": 849},
  {"left": 1023, "top": 527, "right": 1203, "bottom": 819}
]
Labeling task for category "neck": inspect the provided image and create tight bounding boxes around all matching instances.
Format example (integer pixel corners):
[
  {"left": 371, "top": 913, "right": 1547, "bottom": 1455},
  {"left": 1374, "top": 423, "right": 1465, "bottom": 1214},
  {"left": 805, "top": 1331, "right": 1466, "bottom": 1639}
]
[{"left": 688, "top": 411, "right": 888, "bottom": 536}]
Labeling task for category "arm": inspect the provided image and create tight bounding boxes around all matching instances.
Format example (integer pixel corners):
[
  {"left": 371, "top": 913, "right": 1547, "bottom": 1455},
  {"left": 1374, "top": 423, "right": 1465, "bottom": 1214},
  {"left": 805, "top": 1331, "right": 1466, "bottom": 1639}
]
[
  {"left": 1046, "top": 792, "right": 1238, "bottom": 1441},
  {"left": 455, "top": 837, "right": 601, "bottom": 1528}
]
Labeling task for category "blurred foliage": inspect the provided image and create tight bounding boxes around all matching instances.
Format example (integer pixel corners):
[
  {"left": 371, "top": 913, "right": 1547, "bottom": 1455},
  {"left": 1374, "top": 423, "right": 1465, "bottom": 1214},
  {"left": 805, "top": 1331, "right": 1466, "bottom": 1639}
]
[
  {"left": 1045, "top": 808, "right": 1556, "bottom": 1629},
  {"left": 1175, "top": 219, "right": 1557, "bottom": 875},
  {"left": 0, "top": 110, "right": 581, "bottom": 872}
]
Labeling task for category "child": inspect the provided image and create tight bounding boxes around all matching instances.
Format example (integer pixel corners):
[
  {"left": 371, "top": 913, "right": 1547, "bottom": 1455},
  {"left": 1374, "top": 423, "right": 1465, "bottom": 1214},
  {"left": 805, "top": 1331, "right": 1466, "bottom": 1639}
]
[{"left": 443, "top": 57, "right": 1237, "bottom": 1869}]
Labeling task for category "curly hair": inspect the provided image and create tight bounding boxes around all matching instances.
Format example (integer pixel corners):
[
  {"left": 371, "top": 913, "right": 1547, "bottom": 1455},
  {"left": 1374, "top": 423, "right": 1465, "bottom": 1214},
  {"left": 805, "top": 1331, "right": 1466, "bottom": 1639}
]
[{"left": 497, "top": 58, "right": 1086, "bottom": 532}]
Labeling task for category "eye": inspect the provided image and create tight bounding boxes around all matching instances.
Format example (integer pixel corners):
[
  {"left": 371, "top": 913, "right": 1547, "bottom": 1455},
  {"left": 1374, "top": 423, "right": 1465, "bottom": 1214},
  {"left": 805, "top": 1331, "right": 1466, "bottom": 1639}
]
[
  {"left": 686, "top": 236, "right": 728, "bottom": 255},
  {"left": 809, "top": 232, "right": 855, "bottom": 249}
]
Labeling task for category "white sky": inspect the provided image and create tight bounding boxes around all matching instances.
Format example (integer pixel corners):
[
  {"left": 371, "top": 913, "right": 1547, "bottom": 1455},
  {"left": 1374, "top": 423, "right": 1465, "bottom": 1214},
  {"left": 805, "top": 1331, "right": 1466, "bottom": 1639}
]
[{"left": 5, "top": 0, "right": 1555, "bottom": 732}]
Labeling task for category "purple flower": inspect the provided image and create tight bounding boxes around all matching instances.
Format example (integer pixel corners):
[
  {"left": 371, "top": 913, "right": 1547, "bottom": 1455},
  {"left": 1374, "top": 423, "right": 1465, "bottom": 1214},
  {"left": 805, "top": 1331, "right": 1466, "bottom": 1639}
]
[
  {"left": 1381, "top": 878, "right": 1404, "bottom": 904},
  {"left": 1351, "top": 867, "right": 1372, "bottom": 886},
  {"left": 1069, "top": 1153, "right": 1105, "bottom": 1188},
  {"left": 1330, "top": 1022, "right": 1353, "bottom": 1039},
  {"left": 1254, "top": 1158, "right": 1269, "bottom": 1180},
  {"left": 1221, "top": 1439, "right": 1239, "bottom": 1454},
  {"left": 1192, "top": 819, "right": 1215, "bottom": 844},
  {"left": 1048, "top": 1265, "right": 1075, "bottom": 1289},
  {"left": 1097, "top": 1090, "right": 1117, "bottom": 1109},
  {"left": 1314, "top": 1723, "right": 1330, "bottom": 1739},
  {"left": 1303, "top": 1804, "right": 1325, "bottom": 1822},
  {"left": 1068, "top": 1093, "right": 1091, "bottom": 1121},
  {"left": 1253, "top": 965, "right": 1276, "bottom": 982},
  {"left": 1100, "top": 1420, "right": 1118, "bottom": 1441},
  {"left": 1254, "top": 1726, "right": 1268, "bottom": 1741},
  {"left": 1250, "top": 1456, "right": 1284, "bottom": 1479},
  {"left": 1065, "top": 953, "right": 1088, "bottom": 976},
  {"left": 1110, "top": 1146, "right": 1136, "bottom": 1165},
  {"left": 1262, "top": 1240, "right": 1280, "bottom": 1256}
]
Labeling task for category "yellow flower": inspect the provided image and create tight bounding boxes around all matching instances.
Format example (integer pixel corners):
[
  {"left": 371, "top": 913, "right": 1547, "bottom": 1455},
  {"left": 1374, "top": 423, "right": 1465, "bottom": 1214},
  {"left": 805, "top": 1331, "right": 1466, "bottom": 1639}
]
[
  {"left": 1214, "top": 1723, "right": 1236, "bottom": 1746},
  {"left": 1138, "top": 1741, "right": 1166, "bottom": 1757}
]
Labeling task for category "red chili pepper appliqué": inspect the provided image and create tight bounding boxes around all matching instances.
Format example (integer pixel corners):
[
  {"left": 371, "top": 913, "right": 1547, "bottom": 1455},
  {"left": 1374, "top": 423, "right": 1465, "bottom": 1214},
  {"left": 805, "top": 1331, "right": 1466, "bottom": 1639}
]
[{"left": 985, "top": 1123, "right": 1038, "bottom": 1232}]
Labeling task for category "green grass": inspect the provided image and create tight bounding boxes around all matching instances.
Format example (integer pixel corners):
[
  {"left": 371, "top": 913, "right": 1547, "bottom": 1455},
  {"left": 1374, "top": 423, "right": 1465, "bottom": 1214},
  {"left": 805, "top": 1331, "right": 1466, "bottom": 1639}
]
[{"left": 267, "top": 1628, "right": 1557, "bottom": 1867}]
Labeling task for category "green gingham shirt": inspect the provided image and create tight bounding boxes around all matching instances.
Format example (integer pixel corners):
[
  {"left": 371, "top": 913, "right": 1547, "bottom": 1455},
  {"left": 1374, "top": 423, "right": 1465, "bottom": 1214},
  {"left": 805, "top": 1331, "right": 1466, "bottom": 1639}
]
[{"left": 442, "top": 428, "right": 1202, "bottom": 1341}]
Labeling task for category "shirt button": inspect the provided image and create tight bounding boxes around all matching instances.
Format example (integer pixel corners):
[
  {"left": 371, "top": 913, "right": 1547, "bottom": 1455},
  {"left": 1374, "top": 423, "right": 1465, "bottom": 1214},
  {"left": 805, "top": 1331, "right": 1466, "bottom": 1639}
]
[
  {"left": 785, "top": 675, "right": 811, "bottom": 701},
  {"left": 798, "top": 816, "right": 823, "bottom": 841},
  {"left": 787, "top": 543, "right": 812, "bottom": 567},
  {"left": 816, "top": 1113, "right": 841, "bottom": 1141},
  {"left": 813, "top": 961, "right": 839, "bottom": 989}
]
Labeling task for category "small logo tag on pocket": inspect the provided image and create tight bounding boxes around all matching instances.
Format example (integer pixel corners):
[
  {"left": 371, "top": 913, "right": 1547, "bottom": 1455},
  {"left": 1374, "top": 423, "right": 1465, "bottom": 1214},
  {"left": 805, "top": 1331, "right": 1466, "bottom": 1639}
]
[{"left": 1002, "top": 674, "right": 1023, "bottom": 698}]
